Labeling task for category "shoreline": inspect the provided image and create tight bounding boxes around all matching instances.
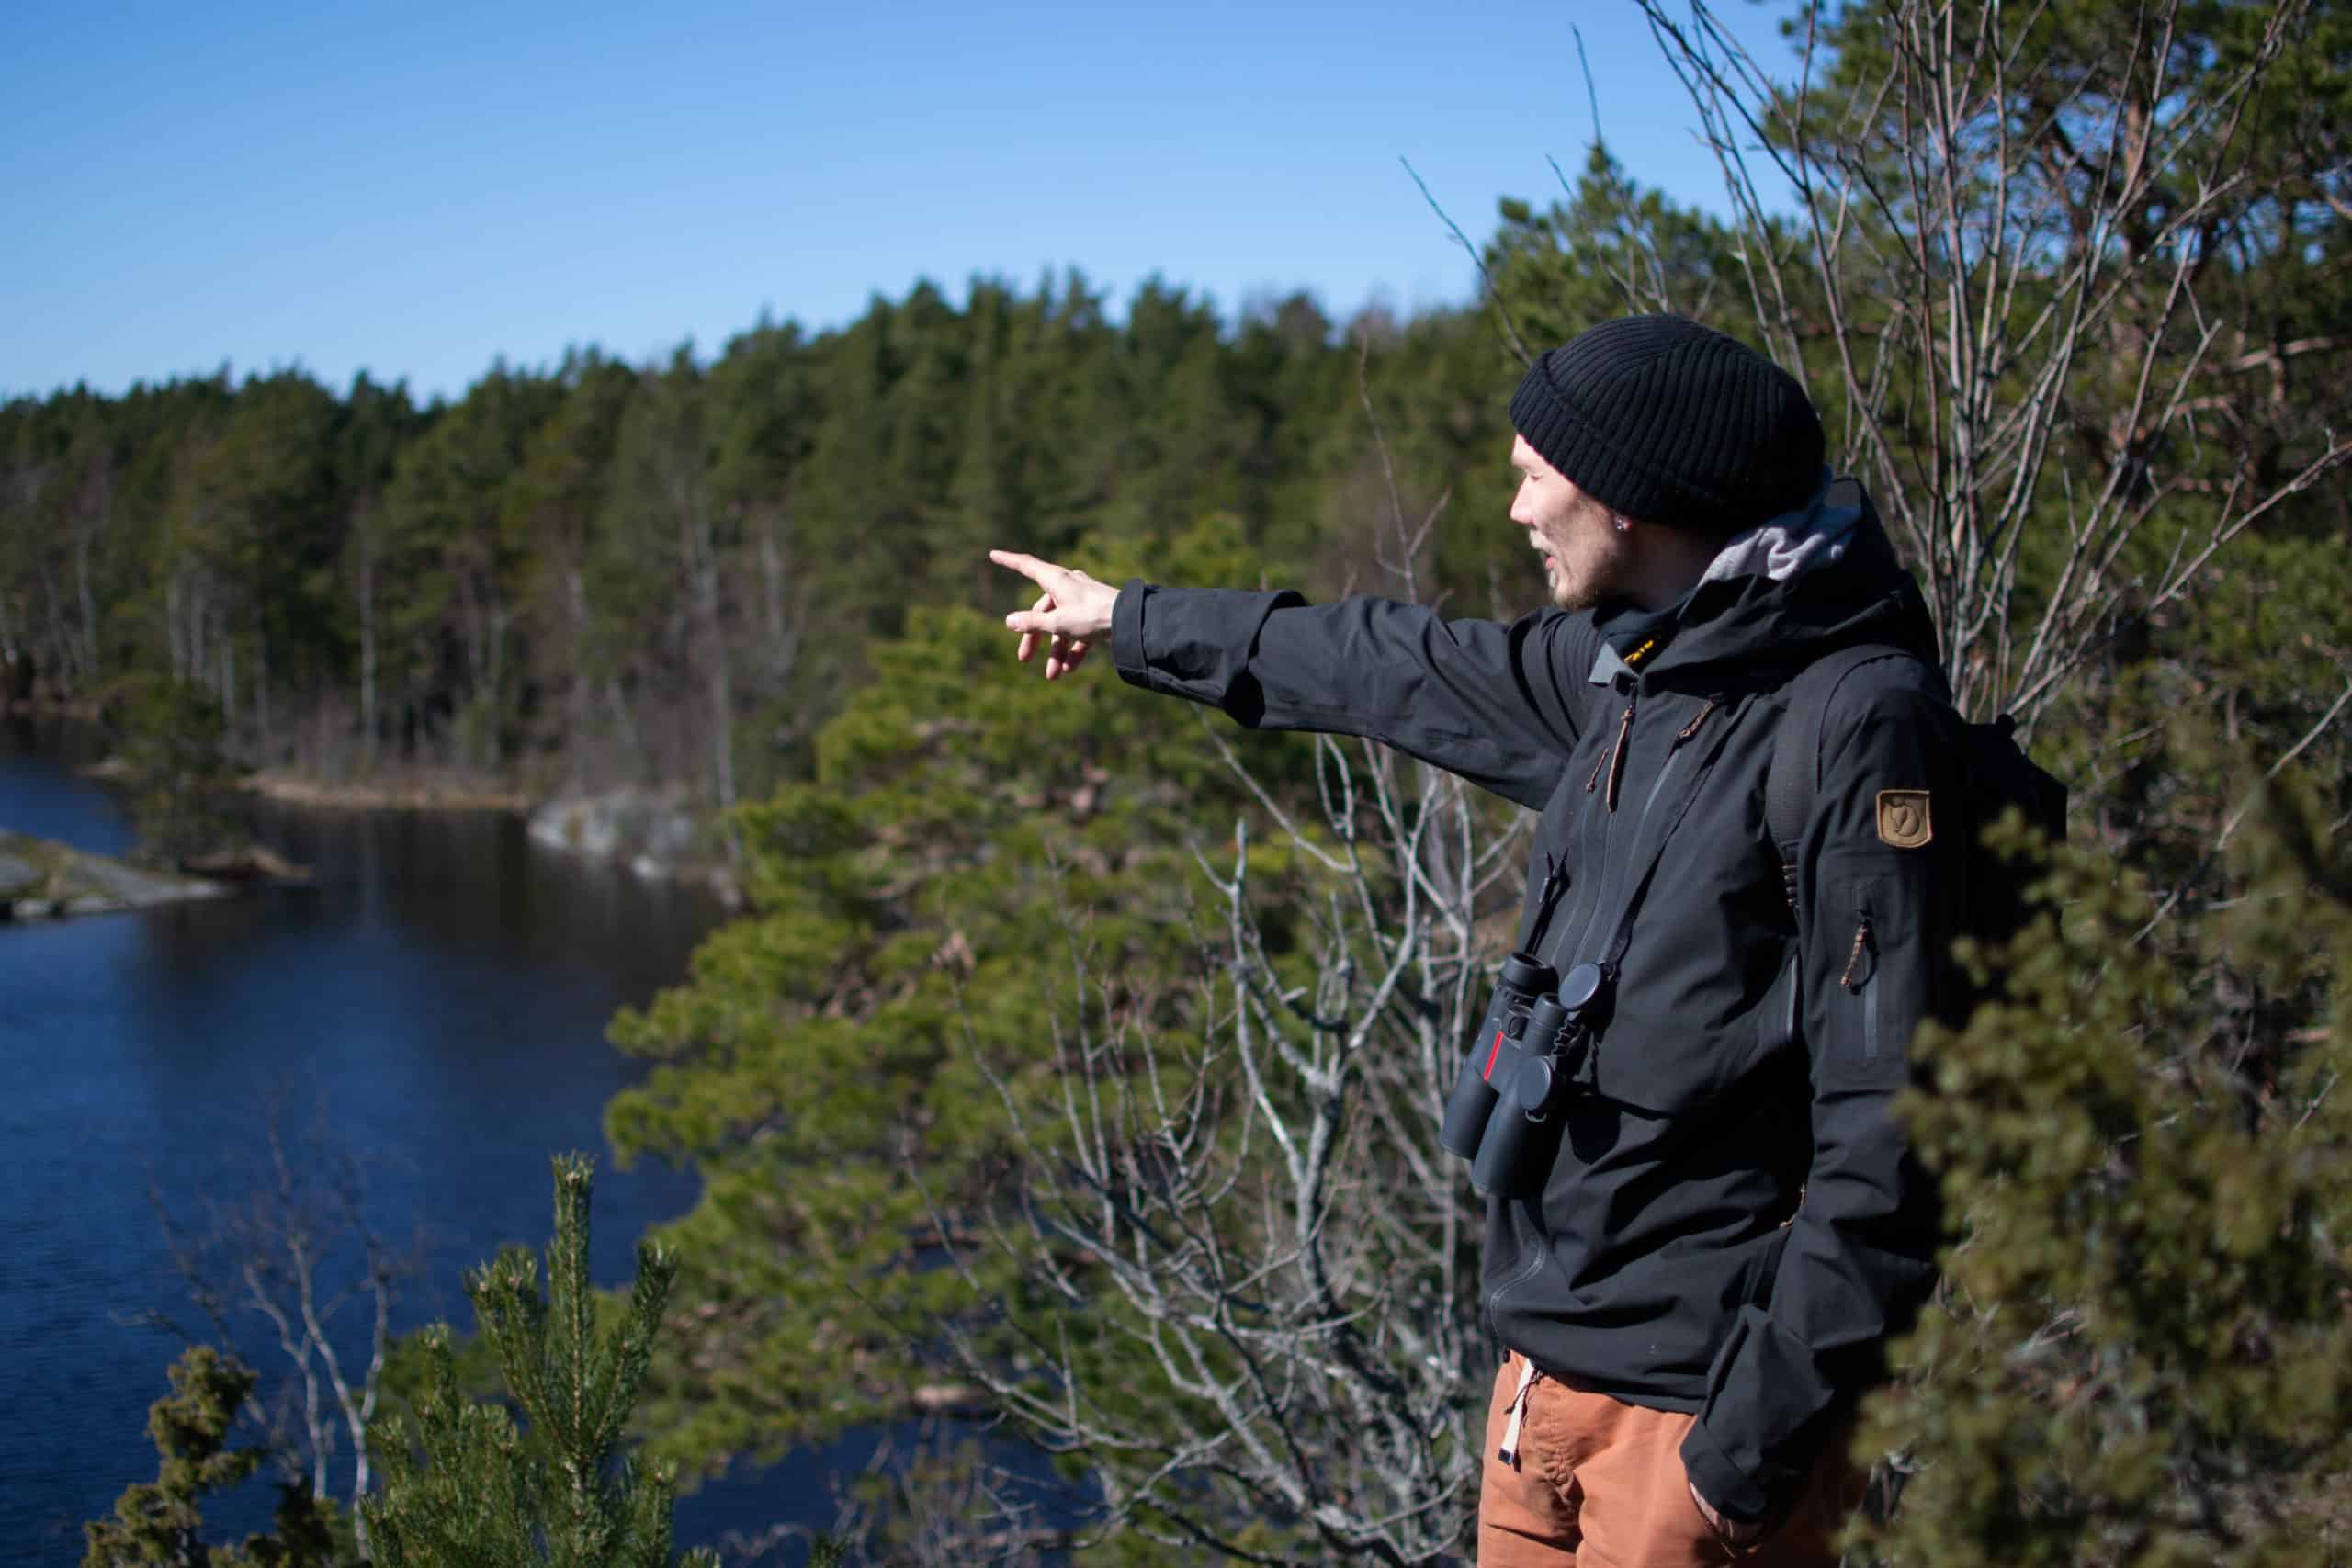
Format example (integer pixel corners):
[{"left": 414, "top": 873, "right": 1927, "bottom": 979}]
[
  {"left": 236, "top": 768, "right": 533, "bottom": 813},
  {"left": 245, "top": 771, "right": 744, "bottom": 904},
  {"left": 69, "top": 751, "right": 534, "bottom": 814},
  {"left": 3, "top": 695, "right": 103, "bottom": 721},
  {"left": 0, "top": 829, "right": 231, "bottom": 921},
  {"left": 62, "top": 749, "right": 742, "bottom": 902}
]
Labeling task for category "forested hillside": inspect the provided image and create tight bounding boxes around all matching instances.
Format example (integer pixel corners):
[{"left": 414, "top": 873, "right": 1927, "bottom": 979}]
[
  {"left": 1, "top": 275, "right": 1521, "bottom": 813},
  {"left": 51, "top": 0, "right": 2352, "bottom": 1562}
]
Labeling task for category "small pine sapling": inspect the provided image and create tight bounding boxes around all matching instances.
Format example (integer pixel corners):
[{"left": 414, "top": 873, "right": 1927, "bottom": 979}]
[{"left": 363, "top": 1154, "right": 719, "bottom": 1568}]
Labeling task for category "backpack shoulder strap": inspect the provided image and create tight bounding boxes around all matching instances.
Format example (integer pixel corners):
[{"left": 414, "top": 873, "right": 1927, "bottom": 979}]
[{"left": 1765, "top": 643, "right": 1917, "bottom": 909}]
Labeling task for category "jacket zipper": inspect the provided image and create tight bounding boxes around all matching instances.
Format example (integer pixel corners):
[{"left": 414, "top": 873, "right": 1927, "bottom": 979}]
[
  {"left": 1842, "top": 917, "right": 1880, "bottom": 1059},
  {"left": 1549, "top": 725, "right": 1621, "bottom": 971},
  {"left": 1864, "top": 958, "right": 1880, "bottom": 1060},
  {"left": 1553, "top": 691, "right": 1715, "bottom": 971},
  {"left": 1498, "top": 691, "right": 1736, "bottom": 1332},
  {"left": 1786, "top": 949, "right": 1801, "bottom": 1041},
  {"left": 1585, "top": 693, "right": 1628, "bottom": 799},
  {"left": 1496, "top": 699, "right": 1627, "bottom": 1324}
]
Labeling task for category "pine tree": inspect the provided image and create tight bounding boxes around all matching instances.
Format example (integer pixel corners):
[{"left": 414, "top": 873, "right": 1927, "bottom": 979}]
[
  {"left": 1848, "top": 786, "right": 2352, "bottom": 1567},
  {"left": 107, "top": 671, "right": 242, "bottom": 867},
  {"left": 361, "top": 1154, "right": 718, "bottom": 1568},
  {"left": 84, "top": 1345, "right": 339, "bottom": 1568}
]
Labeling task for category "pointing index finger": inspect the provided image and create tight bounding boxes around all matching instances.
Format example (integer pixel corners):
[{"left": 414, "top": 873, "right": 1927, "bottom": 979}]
[{"left": 989, "top": 548, "right": 1069, "bottom": 591}]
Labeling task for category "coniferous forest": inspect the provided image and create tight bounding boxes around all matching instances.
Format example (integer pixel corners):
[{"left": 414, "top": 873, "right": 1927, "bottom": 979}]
[
  {"left": 38, "top": 1, "right": 2352, "bottom": 1562},
  {"left": 1, "top": 274, "right": 1518, "bottom": 824}
]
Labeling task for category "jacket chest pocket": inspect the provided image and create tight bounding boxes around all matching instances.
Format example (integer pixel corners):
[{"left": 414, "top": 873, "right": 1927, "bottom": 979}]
[{"left": 1582, "top": 923, "right": 1797, "bottom": 1117}]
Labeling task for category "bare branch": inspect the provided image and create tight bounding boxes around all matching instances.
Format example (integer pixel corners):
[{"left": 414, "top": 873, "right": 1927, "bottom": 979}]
[{"left": 1401, "top": 157, "right": 1534, "bottom": 367}]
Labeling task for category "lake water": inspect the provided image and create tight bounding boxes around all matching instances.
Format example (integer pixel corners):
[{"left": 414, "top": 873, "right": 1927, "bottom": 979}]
[{"left": 0, "top": 720, "right": 873, "bottom": 1562}]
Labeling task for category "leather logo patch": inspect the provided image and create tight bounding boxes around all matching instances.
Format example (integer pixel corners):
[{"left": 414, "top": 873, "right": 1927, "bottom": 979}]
[{"left": 1877, "top": 790, "right": 1933, "bottom": 848}]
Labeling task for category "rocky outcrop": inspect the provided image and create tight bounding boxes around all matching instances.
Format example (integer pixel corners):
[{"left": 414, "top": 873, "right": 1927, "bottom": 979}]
[
  {"left": 0, "top": 831, "right": 231, "bottom": 920},
  {"left": 179, "top": 843, "right": 312, "bottom": 883},
  {"left": 237, "top": 770, "right": 530, "bottom": 811},
  {"left": 526, "top": 787, "right": 702, "bottom": 879}
]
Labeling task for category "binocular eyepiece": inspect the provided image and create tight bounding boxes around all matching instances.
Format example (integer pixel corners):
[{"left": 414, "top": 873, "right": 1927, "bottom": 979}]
[{"left": 1444, "top": 956, "right": 1614, "bottom": 1199}]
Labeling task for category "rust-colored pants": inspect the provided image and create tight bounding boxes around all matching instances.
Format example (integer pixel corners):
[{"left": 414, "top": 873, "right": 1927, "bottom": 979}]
[{"left": 1477, "top": 1352, "right": 1864, "bottom": 1567}]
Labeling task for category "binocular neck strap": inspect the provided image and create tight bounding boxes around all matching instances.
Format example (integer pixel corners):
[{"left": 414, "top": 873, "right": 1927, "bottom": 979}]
[
  {"left": 1594, "top": 694, "right": 1756, "bottom": 976},
  {"left": 1526, "top": 852, "right": 1571, "bottom": 953}
]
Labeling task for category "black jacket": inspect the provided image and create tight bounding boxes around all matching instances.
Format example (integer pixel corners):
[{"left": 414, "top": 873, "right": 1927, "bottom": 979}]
[{"left": 1109, "top": 483, "right": 1954, "bottom": 1524}]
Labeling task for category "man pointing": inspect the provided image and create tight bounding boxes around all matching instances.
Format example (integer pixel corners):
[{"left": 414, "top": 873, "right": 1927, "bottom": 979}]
[{"left": 992, "top": 315, "right": 1954, "bottom": 1565}]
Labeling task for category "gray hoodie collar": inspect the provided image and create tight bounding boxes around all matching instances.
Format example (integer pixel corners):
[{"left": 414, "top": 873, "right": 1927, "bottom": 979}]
[
  {"left": 1697, "top": 472, "right": 1860, "bottom": 587},
  {"left": 1586, "top": 473, "right": 1864, "bottom": 686}
]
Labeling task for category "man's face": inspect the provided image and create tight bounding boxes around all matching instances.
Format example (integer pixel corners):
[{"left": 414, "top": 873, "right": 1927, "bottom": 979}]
[{"left": 1510, "top": 434, "right": 1633, "bottom": 612}]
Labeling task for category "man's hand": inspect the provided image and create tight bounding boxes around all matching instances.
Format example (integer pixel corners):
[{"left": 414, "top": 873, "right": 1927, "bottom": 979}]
[
  {"left": 1690, "top": 1480, "right": 1765, "bottom": 1545},
  {"left": 989, "top": 550, "right": 1118, "bottom": 682}
]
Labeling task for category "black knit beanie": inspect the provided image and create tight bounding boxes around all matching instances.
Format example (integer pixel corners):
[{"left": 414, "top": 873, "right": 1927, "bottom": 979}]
[{"left": 1509, "top": 315, "right": 1824, "bottom": 537}]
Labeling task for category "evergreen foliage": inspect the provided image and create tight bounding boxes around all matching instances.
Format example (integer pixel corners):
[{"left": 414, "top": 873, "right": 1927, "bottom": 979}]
[
  {"left": 105, "top": 672, "right": 243, "bottom": 865},
  {"left": 360, "top": 1155, "right": 718, "bottom": 1568},
  {"left": 601, "top": 515, "right": 1341, "bottom": 1474},
  {"left": 84, "top": 1346, "right": 339, "bottom": 1568},
  {"left": 1853, "top": 789, "right": 2352, "bottom": 1566},
  {"left": 0, "top": 279, "right": 1512, "bottom": 809}
]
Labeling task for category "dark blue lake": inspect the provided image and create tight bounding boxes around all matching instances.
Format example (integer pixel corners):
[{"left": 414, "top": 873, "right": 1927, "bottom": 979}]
[{"left": 0, "top": 720, "right": 874, "bottom": 1562}]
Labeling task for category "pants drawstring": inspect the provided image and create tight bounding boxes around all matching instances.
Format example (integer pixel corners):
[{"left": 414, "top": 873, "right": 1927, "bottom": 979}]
[{"left": 1497, "top": 1355, "right": 1543, "bottom": 1467}]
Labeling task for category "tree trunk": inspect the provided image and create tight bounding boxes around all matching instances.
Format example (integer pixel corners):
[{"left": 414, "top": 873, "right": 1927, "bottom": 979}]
[
  {"left": 36, "top": 555, "right": 77, "bottom": 690},
  {"left": 74, "top": 478, "right": 103, "bottom": 682},
  {"left": 605, "top": 678, "right": 642, "bottom": 779},
  {"left": 756, "top": 505, "right": 801, "bottom": 685},
  {"left": 679, "top": 502, "right": 736, "bottom": 826},
  {"left": 565, "top": 565, "right": 594, "bottom": 788},
  {"left": 164, "top": 573, "right": 184, "bottom": 682},
  {"left": 357, "top": 533, "right": 378, "bottom": 773},
  {"left": 255, "top": 620, "right": 271, "bottom": 764},
  {"left": 486, "top": 596, "right": 507, "bottom": 771},
  {"left": 457, "top": 570, "right": 487, "bottom": 770}
]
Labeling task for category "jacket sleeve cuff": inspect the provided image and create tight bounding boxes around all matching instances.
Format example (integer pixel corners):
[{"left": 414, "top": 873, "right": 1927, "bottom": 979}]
[
  {"left": 1680, "top": 1415, "right": 1772, "bottom": 1526},
  {"left": 1111, "top": 577, "right": 1153, "bottom": 689}
]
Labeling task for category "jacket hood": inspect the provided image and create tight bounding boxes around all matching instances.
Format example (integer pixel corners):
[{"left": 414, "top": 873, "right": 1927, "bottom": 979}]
[{"left": 1604, "top": 475, "right": 1943, "bottom": 686}]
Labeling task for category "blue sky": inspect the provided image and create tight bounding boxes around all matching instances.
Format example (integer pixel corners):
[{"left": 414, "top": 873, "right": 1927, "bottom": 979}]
[{"left": 3, "top": 1, "right": 1791, "bottom": 404}]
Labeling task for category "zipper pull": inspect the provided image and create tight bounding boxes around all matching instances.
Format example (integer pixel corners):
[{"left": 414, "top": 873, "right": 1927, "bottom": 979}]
[
  {"left": 1676, "top": 695, "right": 1721, "bottom": 744},
  {"left": 1603, "top": 693, "right": 1635, "bottom": 810},
  {"left": 1840, "top": 919, "right": 1875, "bottom": 992}
]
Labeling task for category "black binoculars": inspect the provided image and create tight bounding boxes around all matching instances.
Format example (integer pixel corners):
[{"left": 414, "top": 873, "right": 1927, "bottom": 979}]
[{"left": 1442, "top": 956, "right": 1614, "bottom": 1198}]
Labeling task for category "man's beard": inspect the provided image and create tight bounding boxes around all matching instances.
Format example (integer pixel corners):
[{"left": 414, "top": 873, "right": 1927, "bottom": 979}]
[
  {"left": 1553, "top": 571, "right": 1601, "bottom": 612},
  {"left": 1548, "top": 543, "right": 1632, "bottom": 612}
]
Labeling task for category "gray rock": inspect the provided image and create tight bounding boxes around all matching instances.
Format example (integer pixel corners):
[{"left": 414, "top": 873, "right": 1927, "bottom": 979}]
[
  {"left": 526, "top": 787, "right": 703, "bottom": 876},
  {"left": 0, "top": 831, "right": 228, "bottom": 923}
]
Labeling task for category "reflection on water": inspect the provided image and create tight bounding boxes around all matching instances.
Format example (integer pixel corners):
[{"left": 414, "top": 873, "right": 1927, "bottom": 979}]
[{"left": 0, "top": 719, "right": 846, "bottom": 1562}]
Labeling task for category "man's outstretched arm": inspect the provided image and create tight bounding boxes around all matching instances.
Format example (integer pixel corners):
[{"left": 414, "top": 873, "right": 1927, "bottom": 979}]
[{"left": 989, "top": 550, "right": 1600, "bottom": 810}]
